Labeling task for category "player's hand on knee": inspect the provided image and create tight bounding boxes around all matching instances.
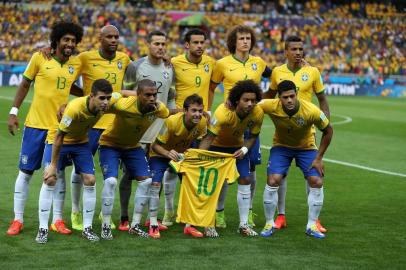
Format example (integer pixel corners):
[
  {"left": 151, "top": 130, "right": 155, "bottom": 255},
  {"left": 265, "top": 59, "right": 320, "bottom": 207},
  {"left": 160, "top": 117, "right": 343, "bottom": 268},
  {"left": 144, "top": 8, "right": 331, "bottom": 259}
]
[
  {"left": 44, "top": 165, "right": 57, "bottom": 184},
  {"left": 310, "top": 158, "right": 324, "bottom": 177},
  {"left": 7, "top": 115, "right": 19, "bottom": 136}
]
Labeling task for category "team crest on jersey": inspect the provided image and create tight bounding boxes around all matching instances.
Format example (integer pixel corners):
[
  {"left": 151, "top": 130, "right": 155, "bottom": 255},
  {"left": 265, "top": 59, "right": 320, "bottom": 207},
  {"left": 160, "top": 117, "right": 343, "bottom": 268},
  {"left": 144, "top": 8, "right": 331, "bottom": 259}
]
[
  {"left": 192, "top": 128, "right": 200, "bottom": 137},
  {"left": 21, "top": 155, "right": 28, "bottom": 165},
  {"left": 296, "top": 116, "right": 305, "bottom": 126},
  {"left": 252, "top": 63, "right": 257, "bottom": 71},
  {"left": 68, "top": 65, "right": 74, "bottom": 74},
  {"left": 204, "top": 64, "right": 209, "bottom": 73},
  {"left": 301, "top": 73, "right": 309, "bottom": 82},
  {"left": 148, "top": 114, "right": 156, "bottom": 121},
  {"left": 163, "top": 71, "right": 170, "bottom": 79},
  {"left": 247, "top": 120, "right": 255, "bottom": 128},
  {"left": 117, "top": 61, "right": 123, "bottom": 70}
]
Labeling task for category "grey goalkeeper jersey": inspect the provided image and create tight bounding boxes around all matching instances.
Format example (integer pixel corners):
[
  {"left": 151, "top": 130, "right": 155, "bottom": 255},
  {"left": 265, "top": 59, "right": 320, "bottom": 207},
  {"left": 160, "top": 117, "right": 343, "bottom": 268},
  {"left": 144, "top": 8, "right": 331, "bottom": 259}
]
[{"left": 123, "top": 56, "right": 176, "bottom": 143}]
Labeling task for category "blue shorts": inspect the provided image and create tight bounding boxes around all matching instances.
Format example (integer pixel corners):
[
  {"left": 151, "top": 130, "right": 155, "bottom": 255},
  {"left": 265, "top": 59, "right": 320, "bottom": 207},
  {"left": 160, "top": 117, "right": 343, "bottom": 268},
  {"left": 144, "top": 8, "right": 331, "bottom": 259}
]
[
  {"left": 149, "top": 157, "right": 171, "bottom": 183},
  {"left": 209, "top": 146, "right": 250, "bottom": 178},
  {"left": 267, "top": 146, "right": 321, "bottom": 178},
  {"left": 43, "top": 143, "right": 95, "bottom": 174},
  {"left": 88, "top": 128, "right": 104, "bottom": 156},
  {"left": 99, "top": 146, "right": 151, "bottom": 180},
  {"left": 244, "top": 130, "right": 261, "bottom": 166},
  {"left": 19, "top": 127, "right": 47, "bottom": 171}
]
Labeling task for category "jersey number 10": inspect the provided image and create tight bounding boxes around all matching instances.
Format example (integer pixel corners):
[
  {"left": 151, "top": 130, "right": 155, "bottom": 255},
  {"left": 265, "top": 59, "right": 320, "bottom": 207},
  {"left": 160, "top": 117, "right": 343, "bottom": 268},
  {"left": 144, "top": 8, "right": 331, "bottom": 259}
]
[{"left": 197, "top": 167, "right": 218, "bottom": 196}]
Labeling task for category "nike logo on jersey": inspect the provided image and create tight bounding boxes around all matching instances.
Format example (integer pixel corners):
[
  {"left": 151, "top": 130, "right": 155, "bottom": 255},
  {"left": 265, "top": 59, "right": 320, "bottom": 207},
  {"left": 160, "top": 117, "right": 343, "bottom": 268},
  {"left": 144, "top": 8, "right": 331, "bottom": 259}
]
[
  {"left": 229, "top": 68, "right": 238, "bottom": 72},
  {"left": 182, "top": 68, "right": 194, "bottom": 71},
  {"left": 45, "top": 67, "right": 53, "bottom": 70},
  {"left": 93, "top": 64, "right": 99, "bottom": 67}
]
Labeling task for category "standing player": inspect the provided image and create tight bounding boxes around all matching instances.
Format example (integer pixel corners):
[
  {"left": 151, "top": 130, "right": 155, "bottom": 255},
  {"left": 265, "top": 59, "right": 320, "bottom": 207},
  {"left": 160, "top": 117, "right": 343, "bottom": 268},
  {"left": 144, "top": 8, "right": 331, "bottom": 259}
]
[
  {"left": 98, "top": 79, "right": 170, "bottom": 239},
  {"left": 258, "top": 80, "right": 333, "bottom": 238},
  {"left": 150, "top": 94, "right": 207, "bottom": 237},
  {"left": 69, "top": 25, "right": 131, "bottom": 231},
  {"left": 40, "top": 79, "right": 117, "bottom": 243},
  {"left": 209, "top": 25, "right": 271, "bottom": 228},
  {"left": 266, "top": 36, "right": 330, "bottom": 232},
  {"left": 199, "top": 80, "right": 264, "bottom": 237},
  {"left": 6, "top": 21, "right": 83, "bottom": 236},
  {"left": 118, "top": 30, "right": 176, "bottom": 231}
]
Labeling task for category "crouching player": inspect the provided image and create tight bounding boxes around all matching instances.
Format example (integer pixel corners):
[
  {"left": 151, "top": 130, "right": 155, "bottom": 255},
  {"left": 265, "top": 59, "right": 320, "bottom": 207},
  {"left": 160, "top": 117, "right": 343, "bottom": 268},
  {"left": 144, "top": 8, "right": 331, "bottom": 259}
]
[
  {"left": 150, "top": 94, "right": 207, "bottom": 238},
  {"left": 258, "top": 80, "right": 333, "bottom": 238},
  {"left": 41, "top": 79, "right": 118, "bottom": 243}
]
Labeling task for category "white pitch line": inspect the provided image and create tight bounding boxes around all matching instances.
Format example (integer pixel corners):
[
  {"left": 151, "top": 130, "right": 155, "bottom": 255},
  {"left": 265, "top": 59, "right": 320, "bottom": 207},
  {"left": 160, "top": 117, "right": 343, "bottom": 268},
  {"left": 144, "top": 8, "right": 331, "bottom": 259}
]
[
  {"left": 260, "top": 144, "right": 406, "bottom": 178},
  {"left": 0, "top": 96, "right": 32, "bottom": 103}
]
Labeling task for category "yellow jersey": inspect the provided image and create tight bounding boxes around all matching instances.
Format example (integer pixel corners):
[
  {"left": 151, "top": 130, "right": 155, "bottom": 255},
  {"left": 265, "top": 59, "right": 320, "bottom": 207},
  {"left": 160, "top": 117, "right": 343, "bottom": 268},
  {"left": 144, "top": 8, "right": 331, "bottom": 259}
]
[
  {"left": 99, "top": 97, "right": 170, "bottom": 149},
  {"left": 171, "top": 54, "right": 215, "bottom": 110},
  {"left": 150, "top": 112, "right": 207, "bottom": 158},
  {"left": 169, "top": 149, "right": 239, "bottom": 227},
  {"left": 258, "top": 99, "right": 330, "bottom": 149},
  {"left": 23, "top": 52, "right": 81, "bottom": 130},
  {"left": 211, "top": 54, "right": 266, "bottom": 100},
  {"left": 79, "top": 50, "right": 131, "bottom": 129},
  {"left": 209, "top": 103, "right": 264, "bottom": 148},
  {"left": 270, "top": 64, "right": 325, "bottom": 102}
]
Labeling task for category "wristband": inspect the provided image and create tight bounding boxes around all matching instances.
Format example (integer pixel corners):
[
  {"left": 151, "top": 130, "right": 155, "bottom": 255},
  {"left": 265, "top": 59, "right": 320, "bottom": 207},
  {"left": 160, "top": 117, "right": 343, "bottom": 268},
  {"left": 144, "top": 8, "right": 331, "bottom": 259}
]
[
  {"left": 9, "top": 107, "right": 19, "bottom": 116},
  {"left": 207, "top": 111, "right": 211, "bottom": 117},
  {"left": 240, "top": 146, "right": 248, "bottom": 155}
]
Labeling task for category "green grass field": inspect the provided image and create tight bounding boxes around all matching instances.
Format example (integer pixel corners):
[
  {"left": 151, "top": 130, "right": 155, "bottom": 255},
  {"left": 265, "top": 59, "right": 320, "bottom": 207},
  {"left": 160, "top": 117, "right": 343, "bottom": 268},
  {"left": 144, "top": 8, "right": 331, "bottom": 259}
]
[{"left": 0, "top": 86, "right": 405, "bottom": 269}]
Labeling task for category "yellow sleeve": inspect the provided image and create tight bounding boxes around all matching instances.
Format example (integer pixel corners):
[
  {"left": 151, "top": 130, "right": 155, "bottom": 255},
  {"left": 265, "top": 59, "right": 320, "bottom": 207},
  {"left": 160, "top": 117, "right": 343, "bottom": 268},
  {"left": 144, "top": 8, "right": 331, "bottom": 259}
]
[
  {"left": 155, "top": 119, "right": 170, "bottom": 144},
  {"left": 58, "top": 104, "right": 76, "bottom": 133},
  {"left": 23, "top": 53, "right": 41, "bottom": 81},
  {"left": 211, "top": 60, "right": 223, "bottom": 84},
  {"left": 249, "top": 108, "right": 264, "bottom": 135},
  {"left": 157, "top": 103, "right": 170, "bottom": 119},
  {"left": 169, "top": 160, "right": 181, "bottom": 173},
  {"left": 208, "top": 108, "right": 224, "bottom": 136},
  {"left": 312, "top": 68, "right": 325, "bottom": 94},
  {"left": 269, "top": 69, "right": 278, "bottom": 91},
  {"left": 258, "top": 99, "right": 277, "bottom": 115},
  {"left": 313, "top": 108, "right": 330, "bottom": 130}
]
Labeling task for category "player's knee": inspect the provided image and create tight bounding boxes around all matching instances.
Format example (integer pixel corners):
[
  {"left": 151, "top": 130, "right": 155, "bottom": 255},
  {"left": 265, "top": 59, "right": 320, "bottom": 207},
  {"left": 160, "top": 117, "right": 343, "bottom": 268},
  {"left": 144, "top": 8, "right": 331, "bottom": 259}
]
[
  {"left": 267, "top": 174, "right": 282, "bottom": 187},
  {"left": 308, "top": 176, "right": 323, "bottom": 188},
  {"left": 151, "top": 181, "right": 161, "bottom": 187},
  {"left": 105, "top": 177, "right": 117, "bottom": 189},
  {"left": 44, "top": 177, "right": 57, "bottom": 186},
  {"left": 82, "top": 174, "right": 96, "bottom": 186},
  {"left": 21, "top": 169, "right": 34, "bottom": 175},
  {"left": 238, "top": 176, "right": 251, "bottom": 185},
  {"left": 135, "top": 176, "right": 150, "bottom": 181}
]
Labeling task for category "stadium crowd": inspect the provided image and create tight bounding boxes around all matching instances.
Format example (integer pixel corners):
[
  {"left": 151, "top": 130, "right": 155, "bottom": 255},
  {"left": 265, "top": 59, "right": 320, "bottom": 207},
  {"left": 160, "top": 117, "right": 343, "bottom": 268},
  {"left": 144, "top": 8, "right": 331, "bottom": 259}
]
[{"left": 0, "top": 1, "right": 404, "bottom": 75}]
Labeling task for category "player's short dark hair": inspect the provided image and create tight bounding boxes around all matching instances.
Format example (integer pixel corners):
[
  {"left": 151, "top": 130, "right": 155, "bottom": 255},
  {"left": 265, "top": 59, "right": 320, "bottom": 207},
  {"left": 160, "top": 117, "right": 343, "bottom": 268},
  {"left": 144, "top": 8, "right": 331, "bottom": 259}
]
[
  {"left": 228, "top": 80, "right": 262, "bottom": 108},
  {"left": 50, "top": 21, "right": 83, "bottom": 50},
  {"left": 184, "top": 29, "right": 207, "bottom": 43},
  {"left": 183, "top": 94, "right": 203, "bottom": 109},
  {"left": 285, "top": 35, "right": 302, "bottom": 50},
  {"left": 91, "top": 79, "right": 113, "bottom": 95},
  {"left": 137, "top": 79, "right": 157, "bottom": 92},
  {"left": 147, "top": 30, "right": 166, "bottom": 43},
  {"left": 226, "top": 25, "right": 256, "bottom": 54},
  {"left": 277, "top": 80, "right": 297, "bottom": 95}
]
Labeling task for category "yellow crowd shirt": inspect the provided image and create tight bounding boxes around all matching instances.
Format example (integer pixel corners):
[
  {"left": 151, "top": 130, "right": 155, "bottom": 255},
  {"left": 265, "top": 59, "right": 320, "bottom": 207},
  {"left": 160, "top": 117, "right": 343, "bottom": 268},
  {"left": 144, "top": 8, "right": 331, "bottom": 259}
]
[
  {"left": 79, "top": 50, "right": 131, "bottom": 129},
  {"left": 99, "top": 97, "right": 169, "bottom": 149},
  {"left": 171, "top": 54, "right": 215, "bottom": 110},
  {"left": 23, "top": 52, "right": 81, "bottom": 130},
  {"left": 170, "top": 149, "right": 239, "bottom": 227},
  {"left": 209, "top": 103, "right": 264, "bottom": 148},
  {"left": 150, "top": 112, "right": 207, "bottom": 158},
  {"left": 211, "top": 54, "right": 266, "bottom": 100},
  {"left": 258, "top": 99, "right": 330, "bottom": 149}
]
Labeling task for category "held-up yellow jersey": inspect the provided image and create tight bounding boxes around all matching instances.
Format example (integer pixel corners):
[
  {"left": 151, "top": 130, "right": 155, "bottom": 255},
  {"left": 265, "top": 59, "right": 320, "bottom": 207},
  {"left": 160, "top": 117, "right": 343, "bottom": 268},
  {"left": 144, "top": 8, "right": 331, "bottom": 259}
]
[
  {"left": 99, "top": 97, "right": 170, "bottom": 149},
  {"left": 211, "top": 55, "right": 266, "bottom": 100},
  {"left": 258, "top": 99, "right": 329, "bottom": 149},
  {"left": 270, "top": 64, "right": 325, "bottom": 102},
  {"left": 150, "top": 112, "right": 207, "bottom": 158},
  {"left": 169, "top": 149, "right": 239, "bottom": 227},
  {"left": 47, "top": 93, "right": 122, "bottom": 144},
  {"left": 171, "top": 54, "right": 215, "bottom": 110},
  {"left": 23, "top": 52, "right": 81, "bottom": 130},
  {"left": 209, "top": 103, "right": 264, "bottom": 148},
  {"left": 79, "top": 50, "right": 131, "bottom": 129}
]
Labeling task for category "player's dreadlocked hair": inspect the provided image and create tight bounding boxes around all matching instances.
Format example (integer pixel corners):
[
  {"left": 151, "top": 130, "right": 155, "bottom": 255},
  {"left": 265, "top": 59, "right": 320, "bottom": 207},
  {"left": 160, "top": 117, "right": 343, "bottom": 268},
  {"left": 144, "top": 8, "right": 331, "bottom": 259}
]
[
  {"left": 50, "top": 21, "right": 84, "bottom": 50},
  {"left": 226, "top": 25, "right": 256, "bottom": 54},
  {"left": 228, "top": 79, "right": 262, "bottom": 108}
]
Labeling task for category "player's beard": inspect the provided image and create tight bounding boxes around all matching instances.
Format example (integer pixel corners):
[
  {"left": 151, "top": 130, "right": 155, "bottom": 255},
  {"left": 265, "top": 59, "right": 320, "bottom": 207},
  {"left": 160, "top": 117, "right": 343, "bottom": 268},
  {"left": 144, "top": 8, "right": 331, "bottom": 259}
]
[{"left": 62, "top": 47, "right": 73, "bottom": 57}]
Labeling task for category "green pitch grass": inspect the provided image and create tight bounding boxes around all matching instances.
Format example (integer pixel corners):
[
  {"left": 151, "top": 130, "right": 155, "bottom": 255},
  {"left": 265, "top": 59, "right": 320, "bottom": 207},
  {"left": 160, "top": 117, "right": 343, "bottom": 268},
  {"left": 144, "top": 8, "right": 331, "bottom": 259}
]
[{"left": 0, "top": 86, "right": 405, "bottom": 269}]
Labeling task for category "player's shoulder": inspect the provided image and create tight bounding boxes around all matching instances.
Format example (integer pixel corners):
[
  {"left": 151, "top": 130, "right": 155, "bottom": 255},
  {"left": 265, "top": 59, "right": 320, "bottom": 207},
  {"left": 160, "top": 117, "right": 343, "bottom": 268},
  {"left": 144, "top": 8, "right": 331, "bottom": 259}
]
[
  {"left": 300, "top": 99, "right": 320, "bottom": 111},
  {"left": 29, "top": 52, "right": 47, "bottom": 63},
  {"left": 217, "top": 55, "right": 232, "bottom": 65},
  {"left": 66, "top": 96, "right": 86, "bottom": 112},
  {"left": 68, "top": 55, "right": 82, "bottom": 65},
  {"left": 252, "top": 104, "right": 265, "bottom": 116},
  {"left": 202, "top": 54, "right": 216, "bottom": 64},
  {"left": 167, "top": 112, "right": 183, "bottom": 124},
  {"left": 249, "top": 55, "right": 265, "bottom": 63},
  {"left": 171, "top": 54, "right": 184, "bottom": 64},
  {"left": 78, "top": 50, "right": 97, "bottom": 59},
  {"left": 258, "top": 98, "right": 278, "bottom": 108},
  {"left": 274, "top": 63, "right": 288, "bottom": 72}
]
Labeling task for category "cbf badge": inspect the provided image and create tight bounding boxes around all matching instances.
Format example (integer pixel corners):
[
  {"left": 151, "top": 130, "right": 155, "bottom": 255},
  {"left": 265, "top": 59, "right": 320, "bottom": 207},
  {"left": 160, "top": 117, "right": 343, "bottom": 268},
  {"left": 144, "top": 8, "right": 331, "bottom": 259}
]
[
  {"left": 148, "top": 114, "right": 156, "bottom": 121},
  {"left": 68, "top": 65, "right": 74, "bottom": 74},
  {"left": 163, "top": 71, "right": 169, "bottom": 79},
  {"left": 296, "top": 116, "right": 305, "bottom": 126},
  {"left": 252, "top": 63, "right": 257, "bottom": 71},
  {"left": 117, "top": 61, "right": 123, "bottom": 70},
  {"left": 204, "top": 64, "right": 209, "bottom": 73},
  {"left": 301, "top": 73, "right": 309, "bottom": 82}
]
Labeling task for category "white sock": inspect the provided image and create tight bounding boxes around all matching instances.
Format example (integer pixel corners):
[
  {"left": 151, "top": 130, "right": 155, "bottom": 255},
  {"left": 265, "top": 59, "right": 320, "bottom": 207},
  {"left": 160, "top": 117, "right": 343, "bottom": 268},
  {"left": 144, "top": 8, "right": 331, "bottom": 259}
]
[
  {"left": 163, "top": 170, "right": 177, "bottom": 213},
  {"left": 83, "top": 185, "right": 96, "bottom": 228},
  {"left": 237, "top": 184, "right": 251, "bottom": 226},
  {"left": 119, "top": 172, "right": 132, "bottom": 218},
  {"left": 263, "top": 184, "right": 279, "bottom": 226},
  {"left": 149, "top": 185, "right": 161, "bottom": 226},
  {"left": 101, "top": 177, "right": 117, "bottom": 226},
  {"left": 38, "top": 183, "right": 55, "bottom": 229},
  {"left": 216, "top": 181, "right": 228, "bottom": 211},
  {"left": 70, "top": 170, "right": 82, "bottom": 213},
  {"left": 307, "top": 187, "right": 324, "bottom": 228},
  {"left": 14, "top": 170, "right": 32, "bottom": 222},
  {"left": 52, "top": 170, "right": 66, "bottom": 223},
  {"left": 249, "top": 171, "right": 256, "bottom": 210},
  {"left": 277, "top": 177, "right": 287, "bottom": 215},
  {"left": 131, "top": 178, "right": 152, "bottom": 227}
]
